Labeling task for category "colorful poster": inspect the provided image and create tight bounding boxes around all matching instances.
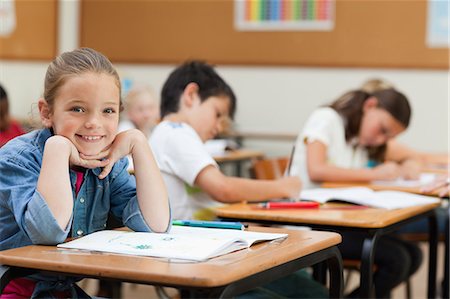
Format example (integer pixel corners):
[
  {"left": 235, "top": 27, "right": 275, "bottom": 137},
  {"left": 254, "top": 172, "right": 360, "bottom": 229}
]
[
  {"left": 235, "top": 0, "right": 334, "bottom": 31},
  {"left": 427, "top": 0, "right": 449, "bottom": 48}
]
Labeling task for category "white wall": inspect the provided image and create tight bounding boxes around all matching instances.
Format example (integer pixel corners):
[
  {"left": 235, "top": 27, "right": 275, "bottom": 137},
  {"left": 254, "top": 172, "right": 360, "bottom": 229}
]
[{"left": 1, "top": 1, "right": 448, "bottom": 156}]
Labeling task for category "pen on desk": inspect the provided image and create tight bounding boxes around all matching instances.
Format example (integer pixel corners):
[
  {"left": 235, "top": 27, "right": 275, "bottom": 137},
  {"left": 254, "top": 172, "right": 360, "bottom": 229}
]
[
  {"left": 172, "top": 220, "right": 246, "bottom": 230},
  {"left": 258, "top": 201, "right": 320, "bottom": 209}
]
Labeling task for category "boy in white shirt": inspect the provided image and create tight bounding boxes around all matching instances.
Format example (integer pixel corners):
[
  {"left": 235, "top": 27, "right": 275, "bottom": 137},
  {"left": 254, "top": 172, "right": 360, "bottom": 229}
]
[{"left": 150, "top": 60, "right": 327, "bottom": 298}]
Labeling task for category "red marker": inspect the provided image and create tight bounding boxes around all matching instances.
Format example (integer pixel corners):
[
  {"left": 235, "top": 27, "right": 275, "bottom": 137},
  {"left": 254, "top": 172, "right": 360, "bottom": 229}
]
[{"left": 258, "top": 201, "right": 320, "bottom": 209}]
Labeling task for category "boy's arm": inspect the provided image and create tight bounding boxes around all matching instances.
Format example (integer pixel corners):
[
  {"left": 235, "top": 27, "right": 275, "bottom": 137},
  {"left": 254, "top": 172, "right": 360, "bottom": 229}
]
[
  {"left": 306, "top": 141, "right": 401, "bottom": 182},
  {"left": 194, "top": 165, "right": 301, "bottom": 202}
]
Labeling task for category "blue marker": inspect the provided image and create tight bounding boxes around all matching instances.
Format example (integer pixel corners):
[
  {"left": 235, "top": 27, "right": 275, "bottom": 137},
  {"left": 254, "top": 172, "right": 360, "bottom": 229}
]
[{"left": 172, "top": 220, "right": 245, "bottom": 230}]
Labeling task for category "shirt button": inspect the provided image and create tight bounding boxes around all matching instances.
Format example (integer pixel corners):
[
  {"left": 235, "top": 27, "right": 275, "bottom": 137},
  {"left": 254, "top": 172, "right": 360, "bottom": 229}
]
[
  {"left": 79, "top": 198, "right": 85, "bottom": 203},
  {"left": 77, "top": 230, "right": 83, "bottom": 236}
]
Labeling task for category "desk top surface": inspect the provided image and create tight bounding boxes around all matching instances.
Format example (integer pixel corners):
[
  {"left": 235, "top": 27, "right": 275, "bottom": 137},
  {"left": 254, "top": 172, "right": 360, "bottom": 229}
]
[
  {"left": 0, "top": 227, "right": 340, "bottom": 288},
  {"left": 213, "top": 149, "right": 264, "bottom": 163},
  {"left": 215, "top": 202, "right": 440, "bottom": 229}
]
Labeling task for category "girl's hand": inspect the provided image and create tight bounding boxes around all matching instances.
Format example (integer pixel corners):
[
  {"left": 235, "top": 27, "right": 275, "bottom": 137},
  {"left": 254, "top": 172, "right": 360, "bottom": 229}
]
[
  {"left": 421, "top": 176, "right": 450, "bottom": 198},
  {"left": 82, "top": 129, "right": 146, "bottom": 179},
  {"left": 372, "top": 162, "right": 401, "bottom": 180},
  {"left": 47, "top": 135, "right": 110, "bottom": 169},
  {"left": 399, "top": 159, "right": 422, "bottom": 180},
  {"left": 276, "top": 176, "right": 302, "bottom": 198}
]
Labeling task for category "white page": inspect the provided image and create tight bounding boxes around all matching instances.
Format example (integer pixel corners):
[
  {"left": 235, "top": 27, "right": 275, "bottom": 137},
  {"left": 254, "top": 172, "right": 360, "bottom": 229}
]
[
  {"left": 300, "top": 187, "right": 440, "bottom": 209},
  {"left": 372, "top": 173, "right": 437, "bottom": 188},
  {"left": 58, "top": 227, "right": 287, "bottom": 261}
]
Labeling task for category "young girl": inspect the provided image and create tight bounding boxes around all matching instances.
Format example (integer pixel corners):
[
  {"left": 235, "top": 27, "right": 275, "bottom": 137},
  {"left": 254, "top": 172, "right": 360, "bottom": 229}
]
[
  {"left": 290, "top": 89, "right": 423, "bottom": 298},
  {"left": 0, "top": 48, "right": 170, "bottom": 298}
]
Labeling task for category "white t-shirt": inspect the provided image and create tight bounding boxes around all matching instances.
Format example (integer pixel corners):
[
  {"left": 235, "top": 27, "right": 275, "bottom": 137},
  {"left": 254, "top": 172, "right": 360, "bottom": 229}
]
[
  {"left": 150, "top": 121, "right": 221, "bottom": 220},
  {"left": 118, "top": 119, "right": 153, "bottom": 172},
  {"left": 290, "top": 107, "right": 369, "bottom": 189}
]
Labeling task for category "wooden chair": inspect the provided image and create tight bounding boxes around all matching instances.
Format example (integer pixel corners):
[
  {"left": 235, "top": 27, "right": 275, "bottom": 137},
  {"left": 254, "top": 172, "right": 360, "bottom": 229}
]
[{"left": 250, "top": 157, "right": 289, "bottom": 180}]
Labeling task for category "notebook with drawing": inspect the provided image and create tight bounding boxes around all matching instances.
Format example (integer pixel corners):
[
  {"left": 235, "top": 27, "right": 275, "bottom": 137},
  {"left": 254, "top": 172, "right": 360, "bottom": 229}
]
[
  {"left": 299, "top": 187, "right": 440, "bottom": 210},
  {"left": 57, "top": 226, "right": 287, "bottom": 262}
]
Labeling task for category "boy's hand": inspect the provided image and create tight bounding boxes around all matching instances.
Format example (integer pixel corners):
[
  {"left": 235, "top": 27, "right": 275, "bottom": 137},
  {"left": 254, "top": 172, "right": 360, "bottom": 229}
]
[
  {"left": 277, "top": 176, "right": 302, "bottom": 198},
  {"left": 82, "top": 129, "right": 146, "bottom": 179},
  {"left": 399, "top": 159, "right": 421, "bottom": 180},
  {"left": 372, "top": 162, "right": 401, "bottom": 180}
]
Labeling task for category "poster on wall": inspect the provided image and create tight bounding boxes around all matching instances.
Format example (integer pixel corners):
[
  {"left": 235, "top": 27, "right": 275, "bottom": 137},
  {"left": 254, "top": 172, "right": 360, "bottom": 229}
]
[
  {"left": 0, "top": 0, "right": 16, "bottom": 37},
  {"left": 426, "top": 0, "right": 449, "bottom": 48},
  {"left": 235, "top": 0, "right": 334, "bottom": 31}
]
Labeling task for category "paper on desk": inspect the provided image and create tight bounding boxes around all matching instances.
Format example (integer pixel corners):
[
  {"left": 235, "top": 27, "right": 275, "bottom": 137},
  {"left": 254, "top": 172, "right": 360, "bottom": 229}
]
[{"left": 372, "top": 173, "right": 437, "bottom": 188}]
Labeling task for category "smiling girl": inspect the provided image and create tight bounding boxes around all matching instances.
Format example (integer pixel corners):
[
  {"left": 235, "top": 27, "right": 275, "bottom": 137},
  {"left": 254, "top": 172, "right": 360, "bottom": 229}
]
[{"left": 0, "top": 48, "right": 169, "bottom": 298}]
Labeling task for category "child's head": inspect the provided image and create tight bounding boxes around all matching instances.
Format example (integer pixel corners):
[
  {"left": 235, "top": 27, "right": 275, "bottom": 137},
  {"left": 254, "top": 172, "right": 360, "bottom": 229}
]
[
  {"left": 0, "top": 84, "right": 9, "bottom": 131},
  {"left": 124, "top": 84, "right": 159, "bottom": 132},
  {"left": 38, "top": 48, "right": 122, "bottom": 156},
  {"left": 160, "top": 61, "right": 236, "bottom": 141},
  {"left": 330, "top": 88, "right": 411, "bottom": 148},
  {"left": 360, "top": 78, "right": 394, "bottom": 94}
]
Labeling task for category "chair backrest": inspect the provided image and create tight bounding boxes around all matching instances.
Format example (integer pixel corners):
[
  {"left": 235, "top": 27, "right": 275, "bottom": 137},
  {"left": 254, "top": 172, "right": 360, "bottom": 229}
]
[{"left": 251, "top": 157, "right": 289, "bottom": 180}]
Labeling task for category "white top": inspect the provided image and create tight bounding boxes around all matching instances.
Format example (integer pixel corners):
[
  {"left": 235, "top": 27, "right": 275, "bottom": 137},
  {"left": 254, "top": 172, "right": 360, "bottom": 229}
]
[
  {"left": 290, "top": 107, "right": 369, "bottom": 189},
  {"left": 150, "top": 121, "right": 221, "bottom": 220},
  {"left": 118, "top": 119, "right": 152, "bottom": 171}
]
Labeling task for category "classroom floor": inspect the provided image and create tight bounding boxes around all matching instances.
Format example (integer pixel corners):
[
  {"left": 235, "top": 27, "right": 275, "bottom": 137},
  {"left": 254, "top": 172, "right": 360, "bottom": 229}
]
[{"left": 79, "top": 242, "right": 445, "bottom": 299}]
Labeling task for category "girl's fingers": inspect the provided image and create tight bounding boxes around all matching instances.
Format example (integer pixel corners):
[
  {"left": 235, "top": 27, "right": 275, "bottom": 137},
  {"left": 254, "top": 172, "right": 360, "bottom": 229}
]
[
  {"left": 98, "top": 162, "right": 114, "bottom": 179},
  {"left": 81, "top": 158, "right": 110, "bottom": 169},
  {"left": 80, "top": 149, "right": 110, "bottom": 160}
]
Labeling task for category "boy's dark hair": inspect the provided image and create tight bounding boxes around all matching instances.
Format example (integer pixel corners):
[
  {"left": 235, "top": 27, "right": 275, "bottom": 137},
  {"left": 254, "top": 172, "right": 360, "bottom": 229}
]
[
  {"left": 160, "top": 61, "right": 236, "bottom": 119},
  {"left": 329, "top": 88, "right": 411, "bottom": 162}
]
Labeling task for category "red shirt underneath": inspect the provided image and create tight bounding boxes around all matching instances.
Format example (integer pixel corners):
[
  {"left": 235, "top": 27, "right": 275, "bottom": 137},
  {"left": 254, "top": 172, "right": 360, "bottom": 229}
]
[{"left": 0, "top": 120, "right": 25, "bottom": 147}]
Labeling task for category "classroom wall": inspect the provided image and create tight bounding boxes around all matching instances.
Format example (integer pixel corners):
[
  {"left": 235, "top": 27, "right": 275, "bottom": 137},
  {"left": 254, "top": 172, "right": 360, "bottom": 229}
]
[{"left": 0, "top": 0, "right": 448, "bottom": 156}]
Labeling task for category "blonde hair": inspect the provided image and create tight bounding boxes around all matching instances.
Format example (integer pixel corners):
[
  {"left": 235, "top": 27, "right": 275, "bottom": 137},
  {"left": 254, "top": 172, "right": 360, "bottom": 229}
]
[
  {"left": 124, "top": 84, "right": 158, "bottom": 110},
  {"left": 360, "top": 78, "right": 394, "bottom": 94},
  {"left": 43, "top": 48, "right": 121, "bottom": 111}
]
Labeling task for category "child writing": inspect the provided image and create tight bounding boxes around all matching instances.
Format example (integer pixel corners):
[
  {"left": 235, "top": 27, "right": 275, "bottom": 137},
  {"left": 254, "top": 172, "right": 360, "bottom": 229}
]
[
  {"left": 290, "top": 88, "right": 423, "bottom": 297},
  {"left": 0, "top": 48, "right": 170, "bottom": 298},
  {"left": 0, "top": 83, "right": 25, "bottom": 147},
  {"left": 118, "top": 83, "right": 160, "bottom": 138},
  {"left": 150, "top": 61, "right": 327, "bottom": 298}
]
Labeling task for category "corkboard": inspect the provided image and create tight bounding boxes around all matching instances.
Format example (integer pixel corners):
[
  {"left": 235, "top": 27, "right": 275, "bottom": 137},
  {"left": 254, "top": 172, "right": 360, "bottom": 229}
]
[
  {"left": 80, "top": 1, "right": 448, "bottom": 69},
  {"left": 0, "top": 0, "right": 58, "bottom": 60}
]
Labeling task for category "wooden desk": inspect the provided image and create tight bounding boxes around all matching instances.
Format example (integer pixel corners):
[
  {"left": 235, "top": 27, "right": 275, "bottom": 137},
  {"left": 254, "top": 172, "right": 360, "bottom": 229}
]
[
  {"left": 215, "top": 202, "right": 440, "bottom": 298},
  {"left": 213, "top": 149, "right": 264, "bottom": 163},
  {"left": 214, "top": 149, "right": 264, "bottom": 177},
  {"left": 0, "top": 227, "right": 343, "bottom": 298}
]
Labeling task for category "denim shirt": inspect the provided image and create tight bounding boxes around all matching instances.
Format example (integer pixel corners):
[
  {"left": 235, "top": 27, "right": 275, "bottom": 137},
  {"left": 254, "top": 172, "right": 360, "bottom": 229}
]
[{"left": 0, "top": 129, "right": 167, "bottom": 298}]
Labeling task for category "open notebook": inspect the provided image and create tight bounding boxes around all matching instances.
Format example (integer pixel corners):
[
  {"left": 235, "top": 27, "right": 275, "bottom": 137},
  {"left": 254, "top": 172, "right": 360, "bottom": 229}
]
[
  {"left": 57, "top": 226, "right": 287, "bottom": 262},
  {"left": 299, "top": 187, "right": 441, "bottom": 210}
]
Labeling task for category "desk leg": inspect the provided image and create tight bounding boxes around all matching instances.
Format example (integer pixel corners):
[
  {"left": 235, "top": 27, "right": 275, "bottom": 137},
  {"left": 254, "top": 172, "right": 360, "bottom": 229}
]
[
  {"left": 443, "top": 205, "right": 449, "bottom": 299},
  {"left": 0, "top": 266, "right": 38, "bottom": 294},
  {"left": 327, "top": 246, "right": 344, "bottom": 299},
  {"left": 359, "top": 233, "right": 379, "bottom": 298},
  {"left": 428, "top": 211, "right": 438, "bottom": 299}
]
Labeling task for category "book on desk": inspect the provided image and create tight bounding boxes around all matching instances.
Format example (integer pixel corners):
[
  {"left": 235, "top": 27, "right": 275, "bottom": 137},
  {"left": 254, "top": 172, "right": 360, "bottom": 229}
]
[
  {"left": 57, "top": 226, "right": 287, "bottom": 262},
  {"left": 300, "top": 187, "right": 441, "bottom": 210}
]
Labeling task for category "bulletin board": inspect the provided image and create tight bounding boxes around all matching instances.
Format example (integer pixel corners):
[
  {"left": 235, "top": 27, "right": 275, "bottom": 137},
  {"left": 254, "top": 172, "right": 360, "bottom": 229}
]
[
  {"left": 80, "top": 1, "right": 448, "bottom": 69},
  {"left": 0, "top": 0, "right": 58, "bottom": 60}
]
